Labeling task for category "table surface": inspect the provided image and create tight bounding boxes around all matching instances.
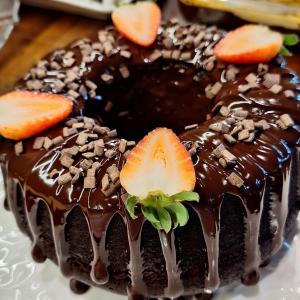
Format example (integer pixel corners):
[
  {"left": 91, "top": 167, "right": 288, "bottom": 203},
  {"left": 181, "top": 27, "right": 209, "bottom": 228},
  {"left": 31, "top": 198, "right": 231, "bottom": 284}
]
[{"left": 0, "top": 2, "right": 299, "bottom": 95}]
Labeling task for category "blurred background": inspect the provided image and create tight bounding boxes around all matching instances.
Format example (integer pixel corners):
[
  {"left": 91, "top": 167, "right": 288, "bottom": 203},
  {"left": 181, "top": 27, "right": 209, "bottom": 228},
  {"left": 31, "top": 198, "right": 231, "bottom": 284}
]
[{"left": 0, "top": 0, "right": 299, "bottom": 94}]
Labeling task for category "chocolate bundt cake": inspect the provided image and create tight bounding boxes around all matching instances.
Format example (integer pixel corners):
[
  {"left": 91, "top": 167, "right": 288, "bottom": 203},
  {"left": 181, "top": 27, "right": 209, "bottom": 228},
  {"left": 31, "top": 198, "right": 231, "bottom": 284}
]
[{"left": 0, "top": 10, "right": 300, "bottom": 300}]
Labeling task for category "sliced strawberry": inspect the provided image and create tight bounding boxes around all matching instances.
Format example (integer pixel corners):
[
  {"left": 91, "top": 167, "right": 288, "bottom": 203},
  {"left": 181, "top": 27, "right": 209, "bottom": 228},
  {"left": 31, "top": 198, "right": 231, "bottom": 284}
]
[
  {"left": 0, "top": 91, "right": 73, "bottom": 140},
  {"left": 112, "top": 2, "right": 161, "bottom": 47},
  {"left": 120, "top": 128, "right": 196, "bottom": 199},
  {"left": 214, "top": 25, "right": 283, "bottom": 64}
]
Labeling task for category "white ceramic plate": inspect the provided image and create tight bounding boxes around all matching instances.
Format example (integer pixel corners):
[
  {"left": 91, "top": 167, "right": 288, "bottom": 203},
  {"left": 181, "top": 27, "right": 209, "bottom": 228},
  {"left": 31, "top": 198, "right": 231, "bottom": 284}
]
[{"left": 0, "top": 173, "right": 300, "bottom": 300}]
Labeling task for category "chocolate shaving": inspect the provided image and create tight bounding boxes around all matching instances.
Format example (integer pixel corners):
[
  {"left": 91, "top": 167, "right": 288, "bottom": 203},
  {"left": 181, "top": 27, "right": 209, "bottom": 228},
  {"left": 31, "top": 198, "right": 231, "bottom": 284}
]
[
  {"left": 80, "top": 159, "right": 93, "bottom": 171},
  {"left": 119, "top": 65, "right": 130, "bottom": 79},
  {"left": 102, "top": 180, "right": 121, "bottom": 197},
  {"left": 85, "top": 80, "right": 97, "bottom": 91},
  {"left": 84, "top": 176, "right": 96, "bottom": 189},
  {"left": 118, "top": 139, "right": 127, "bottom": 153},
  {"left": 225, "top": 117, "right": 236, "bottom": 125},
  {"left": 245, "top": 73, "right": 257, "bottom": 84},
  {"left": 120, "top": 50, "right": 132, "bottom": 59},
  {"left": 234, "top": 110, "right": 248, "bottom": 119},
  {"left": 224, "top": 134, "right": 236, "bottom": 144},
  {"left": 33, "top": 137, "right": 45, "bottom": 150},
  {"left": 126, "top": 141, "right": 136, "bottom": 147},
  {"left": 219, "top": 106, "right": 230, "bottom": 117},
  {"left": 213, "top": 143, "right": 225, "bottom": 158},
  {"left": 107, "top": 164, "right": 120, "bottom": 183},
  {"left": 93, "top": 126, "right": 109, "bottom": 135},
  {"left": 255, "top": 120, "right": 270, "bottom": 130},
  {"left": 180, "top": 52, "right": 192, "bottom": 61},
  {"left": 60, "top": 155, "right": 74, "bottom": 168},
  {"left": 280, "top": 114, "right": 294, "bottom": 128},
  {"left": 185, "top": 124, "right": 198, "bottom": 130},
  {"left": 230, "top": 124, "right": 243, "bottom": 136},
  {"left": 269, "top": 84, "right": 282, "bottom": 94},
  {"left": 76, "top": 133, "right": 88, "bottom": 145},
  {"left": 101, "top": 174, "right": 110, "bottom": 191},
  {"left": 92, "top": 161, "right": 101, "bottom": 171},
  {"left": 52, "top": 136, "right": 64, "bottom": 145},
  {"left": 14, "top": 142, "right": 24, "bottom": 156},
  {"left": 71, "top": 173, "right": 80, "bottom": 184},
  {"left": 219, "top": 158, "right": 227, "bottom": 168},
  {"left": 43, "top": 137, "right": 53, "bottom": 150},
  {"left": 101, "top": 73, "right": 114, "bottom": 84},
  {"left": 238, "top": 129, "right": 250, "bottom": 141},
  {"left": 72, "top": 122, "right": 85, "bottom": 129},
  {"left": 244, "top": 132, "right": 255, "bottom": 143},
  {"left": 221, "top": 149, "right": 237, "bottom": 165},
  {"left": 209, "top": 122, "right": 228, "bottom": 133},
  {"left": 227, "top": 172, "right": 244, "bottom": 188},
  {"left": 105, "top": 149, "right": 116, "bottom": 158},
  {"left": 63, "top": 127, "right": 78, "bottom": 137},
  {"left": 284, "top": 90, "right": 295, "bottom": 98},
  {"left": 242, "top": 119, "right": 255, "bottom": 131},
  {"left": 82, "top": 152, "right": 96, "bottom": 159},
  {"left": 69, "top": 166, "right": 80, "bottom": 175},
  {"left": 149, "top": 50, "right": 162, "bottom": 62},
  {"left": 263, "top": 73, "right": 280, "bottom": 88},
  {"left": 258, "top": 63, "right": 269, "bottom": 74},
  {"left": 162, "top": 50, "right": 172, "bottom": 59},
  {"left": 107, "top": 129, "right": 118, "bottom": 138},
  {"left": 58, "top": 173, "right": 72, "bottom": 185},
  {"left": 87, "top": 168, "right": 96, "bottom": 177},
  {"left": 88, "top": 134, "right": 98, "bottom": 140}
]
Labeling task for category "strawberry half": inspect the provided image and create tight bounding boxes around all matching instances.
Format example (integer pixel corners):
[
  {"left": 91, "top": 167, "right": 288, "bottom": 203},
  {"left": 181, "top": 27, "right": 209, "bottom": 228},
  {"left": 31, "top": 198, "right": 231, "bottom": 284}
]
[
  {"left": 0, "top": 91, "right": 73, "bottom": 140},
  {"left": 120, "top": 128, "right": 196, "bottom": 199},
  {"left": 112, "top": 2, "right": 161, "bottom": 47},
  {"left": 214, "top": 25, "right": 283, "bottom": 64}
]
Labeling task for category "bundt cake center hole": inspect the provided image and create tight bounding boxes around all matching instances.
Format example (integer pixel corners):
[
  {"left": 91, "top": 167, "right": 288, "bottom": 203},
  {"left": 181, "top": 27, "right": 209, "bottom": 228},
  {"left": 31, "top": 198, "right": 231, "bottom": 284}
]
[{"left": 85, "top": 61, "right": 214, "bottom": 140}]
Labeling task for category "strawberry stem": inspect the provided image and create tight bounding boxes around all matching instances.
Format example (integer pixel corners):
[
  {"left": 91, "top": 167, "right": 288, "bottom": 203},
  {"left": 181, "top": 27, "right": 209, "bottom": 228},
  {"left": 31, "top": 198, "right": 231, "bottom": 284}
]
[{"left": 124, "top": 191, "right": 200, "bottom": 233}]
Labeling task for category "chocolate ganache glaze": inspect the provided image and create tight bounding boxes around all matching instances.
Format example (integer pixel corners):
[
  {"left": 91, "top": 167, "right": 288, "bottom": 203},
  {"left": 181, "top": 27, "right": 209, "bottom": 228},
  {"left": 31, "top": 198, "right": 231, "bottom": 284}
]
[{"left": 0, "top": 19, "right": 300, "bottom": 300}]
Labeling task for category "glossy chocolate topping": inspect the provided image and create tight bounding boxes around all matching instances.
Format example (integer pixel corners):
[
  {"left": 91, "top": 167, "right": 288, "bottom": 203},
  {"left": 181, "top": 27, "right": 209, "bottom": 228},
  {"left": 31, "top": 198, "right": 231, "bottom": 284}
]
[{"left": 1, "top": 20, "right": 300, "bottom": 299}]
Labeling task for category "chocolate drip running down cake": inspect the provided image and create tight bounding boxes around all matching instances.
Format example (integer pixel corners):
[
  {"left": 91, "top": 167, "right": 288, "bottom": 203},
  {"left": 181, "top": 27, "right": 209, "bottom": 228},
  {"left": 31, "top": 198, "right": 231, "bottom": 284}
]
[{"left": 0, "top": 14, "right": 300, "bottom": 300}]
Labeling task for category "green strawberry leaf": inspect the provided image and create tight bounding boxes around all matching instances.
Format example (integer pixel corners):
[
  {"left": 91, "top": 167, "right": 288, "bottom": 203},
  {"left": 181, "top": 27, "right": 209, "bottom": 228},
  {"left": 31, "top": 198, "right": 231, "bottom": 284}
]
[
  {"left": 157, "top": 207, "right": 172, "bottom": 233},
  {"left": 171, "top": 191, "right": 200, "bottom": 202},
  {"left": 124, "top": 191, "right": 199, "bottom": 233},
  {"left": 151, "top": 221, "right": 163, "bottom": 230},
  {"left": 280, "top": 46, "right": 292, "bottom": 57},
  {"left": 141, "top": 206, "right": 160, "bottom": 224},
  {"left": 283, "top": 34, "right": 299, "bottom": 46},
  {"left": 167, "top": 207, "right": 179, "bottom": 229},
  {"left": 167, "top": 202, "right": 189, "bottom": 227},
  {"left": 125, "top": 196, "right": 138, "bottom": 219}
]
